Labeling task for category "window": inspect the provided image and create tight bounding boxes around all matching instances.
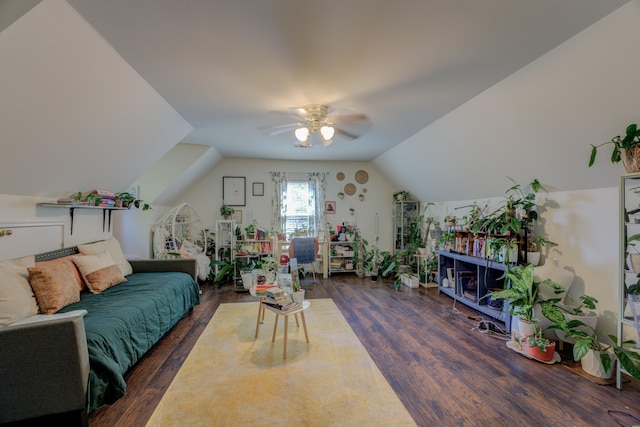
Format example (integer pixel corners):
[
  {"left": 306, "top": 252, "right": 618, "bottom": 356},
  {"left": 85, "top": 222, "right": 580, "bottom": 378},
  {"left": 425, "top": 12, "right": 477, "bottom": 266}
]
[{"left": 284, "top": 181, "right": 311, "bottom": 236}]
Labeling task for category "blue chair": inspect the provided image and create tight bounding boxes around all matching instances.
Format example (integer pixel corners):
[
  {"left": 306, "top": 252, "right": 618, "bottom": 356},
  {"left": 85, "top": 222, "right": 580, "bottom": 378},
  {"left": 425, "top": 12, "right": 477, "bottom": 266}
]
[{"left": 288, "top": 237, "right": 319, "bottom": 281}]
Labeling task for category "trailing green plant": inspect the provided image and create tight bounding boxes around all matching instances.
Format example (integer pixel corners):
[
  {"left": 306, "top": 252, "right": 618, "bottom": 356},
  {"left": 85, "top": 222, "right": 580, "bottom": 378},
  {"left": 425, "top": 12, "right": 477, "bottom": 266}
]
[
  {"left": 589, "top": 123, "right": 640, "bottom": 167},
  {"left": 522, "top": 325, "right": 553, "bottom": 355},
  {"left": 209, "top": 259, "right": 234, "bottom": 282},
  {"left": 115, "top": 192, "right": 151, "bottom": 210}
]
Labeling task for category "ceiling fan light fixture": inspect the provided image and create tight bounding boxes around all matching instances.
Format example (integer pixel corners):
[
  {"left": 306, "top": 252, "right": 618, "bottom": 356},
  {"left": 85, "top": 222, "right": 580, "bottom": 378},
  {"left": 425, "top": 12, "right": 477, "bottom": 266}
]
[
  {"left": 294, "top": 126, "right": 310, "bottom": 142},
  {"left": 320, "top": 125, "right": 334, "bottom": 140}
]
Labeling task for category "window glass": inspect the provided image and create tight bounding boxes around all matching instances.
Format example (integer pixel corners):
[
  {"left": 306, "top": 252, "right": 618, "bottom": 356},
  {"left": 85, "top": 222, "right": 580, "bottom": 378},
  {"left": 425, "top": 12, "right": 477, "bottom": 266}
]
[{"left": 285, "top": 181, "right": 310, "bottom": 235}]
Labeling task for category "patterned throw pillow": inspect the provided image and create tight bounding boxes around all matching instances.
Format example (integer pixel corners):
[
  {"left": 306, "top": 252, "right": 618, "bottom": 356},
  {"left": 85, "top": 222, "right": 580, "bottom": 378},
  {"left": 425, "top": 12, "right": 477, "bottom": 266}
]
[
  {"left": 28, "top": 261, "right": 80, "bottom": 314},
  {"left": 72, "top": 251, "right": 127, "bottom": 294},
  {"left": 35, "top": 255, "right": 86, "bottom": 291}
]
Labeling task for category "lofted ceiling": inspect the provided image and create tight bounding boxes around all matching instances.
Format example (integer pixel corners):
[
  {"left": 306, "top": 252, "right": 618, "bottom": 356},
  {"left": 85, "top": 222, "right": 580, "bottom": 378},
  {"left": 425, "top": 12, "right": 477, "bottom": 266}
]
[{"left": 65, "top": 0, "right": 628, "bottom": 162}]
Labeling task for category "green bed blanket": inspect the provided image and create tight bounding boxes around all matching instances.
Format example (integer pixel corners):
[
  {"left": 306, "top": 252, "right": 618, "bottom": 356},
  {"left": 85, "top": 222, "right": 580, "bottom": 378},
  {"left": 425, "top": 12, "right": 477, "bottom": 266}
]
[{"left": 60, "top": 271, "right": 200, "bottom": 413}]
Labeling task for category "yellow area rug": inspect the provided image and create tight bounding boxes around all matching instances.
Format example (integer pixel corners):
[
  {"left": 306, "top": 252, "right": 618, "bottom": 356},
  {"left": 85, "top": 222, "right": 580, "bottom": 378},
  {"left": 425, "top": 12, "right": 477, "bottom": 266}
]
[{"left": 146, "top": 298, "right": 416, "bottom": 426}]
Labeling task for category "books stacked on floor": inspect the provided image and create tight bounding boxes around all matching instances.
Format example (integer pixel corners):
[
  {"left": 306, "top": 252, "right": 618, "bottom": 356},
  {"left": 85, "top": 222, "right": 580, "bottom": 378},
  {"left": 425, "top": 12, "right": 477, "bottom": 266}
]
[{"left": 263, "top": 287, "right": 301, "bottom": 312}]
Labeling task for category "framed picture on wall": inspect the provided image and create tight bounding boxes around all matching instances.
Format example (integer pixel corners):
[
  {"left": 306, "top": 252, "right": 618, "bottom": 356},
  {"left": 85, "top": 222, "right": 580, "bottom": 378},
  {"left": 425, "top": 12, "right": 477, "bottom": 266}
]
[
  {"left": 223, "top": 176, "right": 246, "bottom": 206},
  {"left": 325, "top": 201, "right": 336, "bottom": 214},
  {"left": 252, "top": 182, "right": 264, "bottom": 196}
]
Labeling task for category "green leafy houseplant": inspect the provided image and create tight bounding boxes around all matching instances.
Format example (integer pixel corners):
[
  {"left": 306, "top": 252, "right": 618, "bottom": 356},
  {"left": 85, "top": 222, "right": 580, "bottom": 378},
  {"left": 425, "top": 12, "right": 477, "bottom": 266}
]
[
  {"left": 244, "top": 219, "right": 258, "bottom": 238},
  {"left": 487, "top": 263, "right": 565, "bottom": 324},
  {"left": 393, "top": 190, "right": 410, "bottom": 201},
  {"left": 589, "top": 123, "right": 640, "bottom": 169},
  {"left": 220, "top": 204, "right": 234, "bottom": 218}
]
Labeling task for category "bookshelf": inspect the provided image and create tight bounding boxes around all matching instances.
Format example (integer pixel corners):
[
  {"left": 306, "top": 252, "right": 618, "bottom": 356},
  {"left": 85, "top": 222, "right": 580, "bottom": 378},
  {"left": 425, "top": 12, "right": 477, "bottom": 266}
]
[{"left": 437, "top": 250, "right": 512, "bottom": 332}]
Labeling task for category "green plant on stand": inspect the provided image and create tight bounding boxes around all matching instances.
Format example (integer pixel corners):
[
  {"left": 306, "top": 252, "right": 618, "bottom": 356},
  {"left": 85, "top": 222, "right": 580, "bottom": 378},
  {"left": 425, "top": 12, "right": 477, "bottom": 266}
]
[
  {"left": 220, "top": 204, "right": 234, "bottom": 218},
  {"left": 588, "top": 123, "right": 640, "bottom": 169}
]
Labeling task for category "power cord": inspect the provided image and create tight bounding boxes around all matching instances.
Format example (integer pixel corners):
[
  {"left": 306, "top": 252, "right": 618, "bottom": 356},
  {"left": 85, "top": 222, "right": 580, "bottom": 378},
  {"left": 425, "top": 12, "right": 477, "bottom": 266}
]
[{"left": 449, "top": 298, "right": 510, "bottom": 340}]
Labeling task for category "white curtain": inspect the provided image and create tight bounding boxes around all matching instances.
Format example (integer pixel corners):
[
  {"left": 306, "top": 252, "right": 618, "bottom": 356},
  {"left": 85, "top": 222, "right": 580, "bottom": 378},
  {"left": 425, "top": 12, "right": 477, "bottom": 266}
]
[
  {"left": 270, "top": 171, "right": 287, "bottom": 235},
  {"left": 308, "top": 172, "right": 328, "bottom": 236}
]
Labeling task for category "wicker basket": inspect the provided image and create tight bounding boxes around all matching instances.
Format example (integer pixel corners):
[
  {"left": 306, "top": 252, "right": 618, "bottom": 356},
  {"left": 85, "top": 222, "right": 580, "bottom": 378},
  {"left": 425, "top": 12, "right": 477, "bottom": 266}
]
[{"left": 621, "top": 146, "right": 640, "bottom": 173}]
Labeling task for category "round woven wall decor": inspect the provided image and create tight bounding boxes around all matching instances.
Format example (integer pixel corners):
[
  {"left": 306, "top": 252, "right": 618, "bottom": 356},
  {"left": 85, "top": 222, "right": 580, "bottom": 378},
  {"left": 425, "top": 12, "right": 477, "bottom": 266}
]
[
  {"left": 344, "top": 183, "right": 357, "bottom": 196},
  {"left": 336, "top": 172, "right": 345, "bottom": 181},
  {"left": 355, "top": 170, "right": 369, "bottom": 184}
]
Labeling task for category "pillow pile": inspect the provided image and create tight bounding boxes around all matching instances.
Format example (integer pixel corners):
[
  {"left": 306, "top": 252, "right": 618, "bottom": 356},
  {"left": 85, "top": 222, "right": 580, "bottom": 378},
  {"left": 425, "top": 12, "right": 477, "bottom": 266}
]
[{"left": 78, "top": 237, "right": 133, "bottom": 276}]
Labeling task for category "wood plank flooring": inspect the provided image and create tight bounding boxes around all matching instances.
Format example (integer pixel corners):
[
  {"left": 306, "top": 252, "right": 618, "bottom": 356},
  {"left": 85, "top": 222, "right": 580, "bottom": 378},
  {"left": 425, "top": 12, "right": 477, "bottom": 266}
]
[{"left": 88, "top": 276, "right": 640, "bottom": 427}]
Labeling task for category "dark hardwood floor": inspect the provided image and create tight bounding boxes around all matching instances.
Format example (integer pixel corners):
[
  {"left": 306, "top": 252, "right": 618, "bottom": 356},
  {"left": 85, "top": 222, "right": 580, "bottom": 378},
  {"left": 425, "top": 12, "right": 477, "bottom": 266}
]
[{"left": 88, "top": 276, "right": 640, "bottom": 427}]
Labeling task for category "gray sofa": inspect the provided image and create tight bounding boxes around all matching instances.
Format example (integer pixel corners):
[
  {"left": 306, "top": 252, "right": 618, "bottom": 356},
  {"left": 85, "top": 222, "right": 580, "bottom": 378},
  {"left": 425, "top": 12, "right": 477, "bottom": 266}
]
[{"left": 0, "top": 245, "right": 199, "bottom": 426}]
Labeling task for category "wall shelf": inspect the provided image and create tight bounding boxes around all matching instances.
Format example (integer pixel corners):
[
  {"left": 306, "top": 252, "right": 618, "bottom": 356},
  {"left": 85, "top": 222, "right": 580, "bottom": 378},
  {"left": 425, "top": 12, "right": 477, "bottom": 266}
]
[{"left": 36, "top": 203, "right": 127, "bottom": 234}]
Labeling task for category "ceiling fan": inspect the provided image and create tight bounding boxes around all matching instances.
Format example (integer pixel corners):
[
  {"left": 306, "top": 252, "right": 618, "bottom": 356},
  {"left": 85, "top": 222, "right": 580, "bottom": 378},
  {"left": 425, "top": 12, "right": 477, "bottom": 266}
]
[{"left": 262, "top": 104, "right": 371, "bottom": 148}]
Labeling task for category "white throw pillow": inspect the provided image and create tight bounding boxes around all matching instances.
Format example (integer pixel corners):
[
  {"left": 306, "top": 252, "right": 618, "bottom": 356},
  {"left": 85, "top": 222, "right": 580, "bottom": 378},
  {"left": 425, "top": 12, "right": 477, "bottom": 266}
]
[
  {"left": 0, "top": 256, "right": 39, "bottom": 326},
  {"left": 78, "top": 236, "right": 133, "bottom": 276}
]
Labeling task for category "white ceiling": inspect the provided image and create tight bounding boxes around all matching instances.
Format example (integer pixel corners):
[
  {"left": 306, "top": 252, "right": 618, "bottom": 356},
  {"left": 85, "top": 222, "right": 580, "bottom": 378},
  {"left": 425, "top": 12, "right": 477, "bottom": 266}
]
[{"left": 66, "top": 0, "right": 628, "bottom": 162}]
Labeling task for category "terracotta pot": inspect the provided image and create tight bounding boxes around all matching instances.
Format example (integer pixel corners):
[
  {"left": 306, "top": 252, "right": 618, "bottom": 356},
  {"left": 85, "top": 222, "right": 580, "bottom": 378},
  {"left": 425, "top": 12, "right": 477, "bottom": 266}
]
[{"left": 526, "top": 339, "right": 556, "bottom": 362}]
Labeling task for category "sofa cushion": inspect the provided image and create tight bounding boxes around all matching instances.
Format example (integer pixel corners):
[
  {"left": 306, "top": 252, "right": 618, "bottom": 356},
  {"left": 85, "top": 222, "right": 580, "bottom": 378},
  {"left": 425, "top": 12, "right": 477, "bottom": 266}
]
[
  {"left": 28, "top": 261, "right": 80, "bottom": 314},
  {"left": 72, "top": 251, "right": 126, "bottom": 293},
  {"left": 35, "top": 255, "right": 86, "bottom": 291},
  {"left": 78, "top": 237, "right": 133, "bottom": 276},
  {"left": 0, "top": 256, "right": 38, "bottom": 326}
]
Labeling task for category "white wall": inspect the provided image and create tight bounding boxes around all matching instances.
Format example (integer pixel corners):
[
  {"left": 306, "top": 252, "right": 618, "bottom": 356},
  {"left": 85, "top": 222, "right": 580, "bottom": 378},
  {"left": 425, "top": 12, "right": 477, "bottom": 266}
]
[{"left": 176, "top": 159, "right": 396, "bottom": 252}]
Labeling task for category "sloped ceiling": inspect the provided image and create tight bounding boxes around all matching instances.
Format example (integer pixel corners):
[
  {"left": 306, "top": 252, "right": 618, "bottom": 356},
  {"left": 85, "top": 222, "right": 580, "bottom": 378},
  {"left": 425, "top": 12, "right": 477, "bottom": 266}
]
[
  {"left": 0, "top": 0, "right": 634, "bottom": 204},
  {"left": 0, "top": 0, "right": 191, "bottom": 198}
]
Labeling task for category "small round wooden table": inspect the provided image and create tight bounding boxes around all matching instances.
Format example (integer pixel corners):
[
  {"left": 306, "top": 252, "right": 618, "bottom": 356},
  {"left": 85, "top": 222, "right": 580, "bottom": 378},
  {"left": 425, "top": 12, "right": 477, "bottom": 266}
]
[{"left": 260, "top": 300, "right": 310, "bottom": 359}]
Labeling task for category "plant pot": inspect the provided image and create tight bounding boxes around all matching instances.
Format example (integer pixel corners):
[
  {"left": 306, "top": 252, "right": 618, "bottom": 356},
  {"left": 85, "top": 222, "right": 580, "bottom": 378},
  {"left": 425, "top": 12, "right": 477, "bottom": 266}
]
[
  {"left": 526, "top": 339, "right": 556, "bottom": 362},
  {"left": 629, "top": 254, "right": 640, "bottom": 273},
  {"left": 514, "top": 317, "right": 539, "bottom": 338},
  {"left": 292, "top": 289, "right": 305, "bottom": 303},
  {"left": 371, "top": 273, "right": 379, "bottom": 282},
  {"left": 581, "top": 347, "right": 615, "bottom": 379},
  {"left": 486, "top": 288, "right": 504, "bottom": 310},
  {"left": 628, "top": 294, "right": 640, "bottom": 343},
  {"left": 527, "top": 251, "right": 541, "bottom": 266}
]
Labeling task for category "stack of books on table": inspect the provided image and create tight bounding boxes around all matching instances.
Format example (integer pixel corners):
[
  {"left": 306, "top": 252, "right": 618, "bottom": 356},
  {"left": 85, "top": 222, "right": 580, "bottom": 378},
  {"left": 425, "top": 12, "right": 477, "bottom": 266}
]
[{"left": 263, "top": 287, "right": 301, "bottom": 312}]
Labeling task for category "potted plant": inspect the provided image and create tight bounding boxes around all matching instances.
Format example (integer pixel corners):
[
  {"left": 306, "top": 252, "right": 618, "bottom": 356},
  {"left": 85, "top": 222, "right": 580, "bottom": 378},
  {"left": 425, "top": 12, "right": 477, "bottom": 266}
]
[
  {"left": 220, "top": 204, "right": 234, "bottom": 219},
  {"left": 541, "top": 293, "right": 599, "bottom": 344},
  {"left": 115, "top": 192, "right": 151, "bottom": 210},
  {"left": 337, "top": 192, "right": 344, "bottom": 199},
  {"left": 589, "top": 123, "right": 640, "bottom": 172},
  {"left": 393, "top": 190, "right": 410, "bottom": 201},
  {"left": 443, "top": 215, "right": 457, "bottom": 226},
  {"left": 244, "top": 219, "right": 258, "bottom": 240},
  {"left": 519, "top": 324, "right": 556, "bottom": 363},
  {"left": 486, "top": 263, "right": 565, "bottom": 337},
  {"left": 627, "top": 279, "right": 640, "bottom": 343},
  {"left": 527, "top": 237, "right": 557, "bottom": 267}
]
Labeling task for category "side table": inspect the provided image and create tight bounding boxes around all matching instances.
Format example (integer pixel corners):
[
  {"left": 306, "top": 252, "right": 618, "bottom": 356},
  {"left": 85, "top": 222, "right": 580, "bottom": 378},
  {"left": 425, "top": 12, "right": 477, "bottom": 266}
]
[{"left": 261, "top": 300, "right": 310, "bottom": 359}]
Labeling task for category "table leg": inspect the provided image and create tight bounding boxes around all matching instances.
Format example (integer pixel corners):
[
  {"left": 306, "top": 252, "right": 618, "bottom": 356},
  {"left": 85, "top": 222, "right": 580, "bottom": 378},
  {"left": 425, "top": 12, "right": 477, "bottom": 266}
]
[
  {"left": 300, "top": 311, "right": 309, "bottom": 343},
  {"left": 294, "top": 313, "right": 300, "bottom": 327},
  {"left": 272, "top": 314, "right": 279, "bottom": 342},
  {"left": 255, "top": 301, "right": 262, "bottom": 339},
  {"left": 283, "top": 314, "right": 289, "bottom": 359}
]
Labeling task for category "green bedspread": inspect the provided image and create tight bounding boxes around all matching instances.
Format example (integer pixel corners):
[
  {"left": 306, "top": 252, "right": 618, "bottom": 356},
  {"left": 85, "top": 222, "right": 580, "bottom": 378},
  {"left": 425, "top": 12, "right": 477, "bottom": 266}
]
[{"left": 60, "top": 272, "right": 200, "bottom": 413}]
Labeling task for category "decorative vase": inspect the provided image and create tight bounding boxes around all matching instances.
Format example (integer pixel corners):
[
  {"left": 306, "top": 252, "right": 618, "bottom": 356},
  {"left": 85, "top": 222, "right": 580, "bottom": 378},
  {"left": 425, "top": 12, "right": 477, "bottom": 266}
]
[
  {"left": 486, "top": 288, "right": 504, "bottom": 310},
  {"left": 581, "top": 348, "right": 615, "bottom": 379},
  {"left": 629, "top": 254, "right": 640, "bottom": 273},
  {"left": 292, "top": 289, "right": 305, "bottom": 303},
  {"left": 526, "top": 339, "right": 556, "bottom": 362}
]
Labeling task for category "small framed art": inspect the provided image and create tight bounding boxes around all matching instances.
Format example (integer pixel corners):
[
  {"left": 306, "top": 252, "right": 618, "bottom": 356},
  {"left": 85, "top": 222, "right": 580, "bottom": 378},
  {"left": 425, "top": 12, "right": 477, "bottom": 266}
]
[
  {"left": 325, "top": 201, "right": 336, "bottom": 214},
  {"left": 252, "top": 182, "right": 264, "bottom": 196}
]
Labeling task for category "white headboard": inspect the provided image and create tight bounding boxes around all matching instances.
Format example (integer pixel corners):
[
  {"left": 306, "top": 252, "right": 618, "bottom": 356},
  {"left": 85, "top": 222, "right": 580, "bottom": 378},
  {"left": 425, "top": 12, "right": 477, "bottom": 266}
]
[{"left": 0, "top": 220, "right": 65, "bottom": 261}]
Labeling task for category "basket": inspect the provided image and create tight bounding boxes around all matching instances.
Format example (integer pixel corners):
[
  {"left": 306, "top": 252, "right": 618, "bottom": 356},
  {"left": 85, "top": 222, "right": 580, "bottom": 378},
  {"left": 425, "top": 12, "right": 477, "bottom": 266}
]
[{"left": 621, "top": 146, "right": 640, "bottom": 173}]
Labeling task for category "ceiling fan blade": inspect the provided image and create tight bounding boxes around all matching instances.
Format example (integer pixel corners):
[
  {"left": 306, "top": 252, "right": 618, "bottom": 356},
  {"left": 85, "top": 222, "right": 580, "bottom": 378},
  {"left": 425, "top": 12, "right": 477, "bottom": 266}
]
[
  {"left": 334, "top": 127, "right": 359, "bottom": 140},
  {"left": 326, "top": 113, "right": 370, "bottom": 125},
  {"left": 259, "top": 123, "right": 298, "bottom": 136}
]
